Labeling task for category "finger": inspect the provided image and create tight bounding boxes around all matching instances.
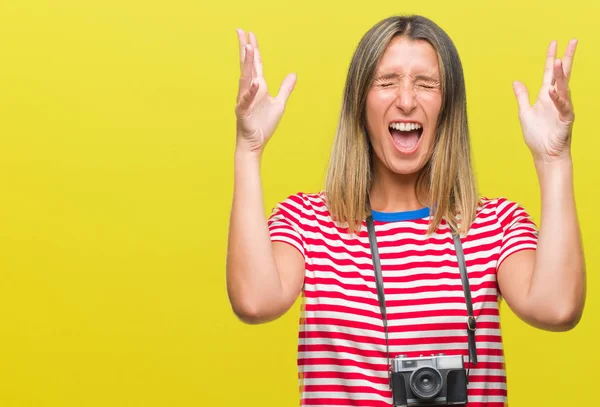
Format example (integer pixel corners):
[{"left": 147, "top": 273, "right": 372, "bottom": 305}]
[
  {"left": 542, "top": 40, "right": 558, "bottom": 86},
  {"left": 549, "top": 86, "right": 573, "bottom": 121},
  {"left": 248, "top": 32, "right": 263, "bottom": 77},
  {"left": 249, "top": 31, "right": 259, "bottom": 48},
  {"left": 553, "top": 58, "right": 570, "bottom": 99},
  {"left": 276, "top": 73, "right": 297, "bottom": 105},
  {"left": 242, "top": 44, "right": 254, "bottom": 80},
  {"left": 237, "top": 28, "right": 248, "bottom": 72},
  {"left": 561, "top": 39, "right": 578, "bottom": 79},
  {"left": 237, "top": 80, "right": 260, "bottom": 115},
  {"left": 512, "top": 80, "right": 530, "bottom": 112},
  {"left": 237, "top": 44, "right": 255, "bottom": 99}
]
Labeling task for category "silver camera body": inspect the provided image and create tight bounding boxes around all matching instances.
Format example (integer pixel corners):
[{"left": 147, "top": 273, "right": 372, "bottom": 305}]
[{"left": 390, "top": 354, "right": 468, "bottom": 406}]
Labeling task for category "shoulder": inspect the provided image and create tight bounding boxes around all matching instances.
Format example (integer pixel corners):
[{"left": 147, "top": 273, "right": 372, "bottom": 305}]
[
  {"left": 273, "top": 191, "right": 326, "bottom": 212},
  {"left": 478, "top": 196, "right": 514, "bottom": 209},
  {"left": 476, "top": 196, "right": 536, "bottom": 230},
  {"left": 269, "top": 191, "right": 328, "bottom": 224}
]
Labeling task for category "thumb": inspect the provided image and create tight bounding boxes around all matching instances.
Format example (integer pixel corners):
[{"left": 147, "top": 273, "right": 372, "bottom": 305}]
[
  {"left": 276, "top": 73, "right": 297, "bottom": 106},
  {"left": 512, "top": 80, "right": 530, "bottom": 112}
]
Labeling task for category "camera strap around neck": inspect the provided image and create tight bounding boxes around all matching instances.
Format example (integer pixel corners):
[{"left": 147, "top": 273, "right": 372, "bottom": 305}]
[{"left": 366, "top": 215, "right": 478, "bottom": 388}]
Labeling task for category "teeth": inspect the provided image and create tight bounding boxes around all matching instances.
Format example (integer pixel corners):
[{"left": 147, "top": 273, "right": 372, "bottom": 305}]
[{"left": 389, "top": 122, "right": 422, "bottom": 131}]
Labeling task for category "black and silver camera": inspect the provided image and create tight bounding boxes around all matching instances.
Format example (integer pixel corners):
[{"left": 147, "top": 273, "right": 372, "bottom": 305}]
[{"left": 390, "top": 354, "right": 468, "bottom": 406}]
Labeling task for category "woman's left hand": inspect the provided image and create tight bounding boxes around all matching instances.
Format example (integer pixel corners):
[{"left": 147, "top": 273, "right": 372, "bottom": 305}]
[{"left": 512, "top": 39, "right": 578, "bottom": 162}]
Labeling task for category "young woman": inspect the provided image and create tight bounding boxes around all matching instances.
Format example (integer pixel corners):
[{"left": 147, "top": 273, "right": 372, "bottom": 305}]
[{"left": 226, "top": 15, "right": 586, "bottom": 407}]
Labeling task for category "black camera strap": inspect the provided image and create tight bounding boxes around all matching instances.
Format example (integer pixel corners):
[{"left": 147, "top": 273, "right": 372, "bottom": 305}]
[
  {"left": 366, "top": 216, "right": 478, "bottom": 388},
  {"left": 451, "top": 231, "right": 478, "bottom": 366},
  {"left": 366, "top": 216, "right": 392, "bottom": 381}
]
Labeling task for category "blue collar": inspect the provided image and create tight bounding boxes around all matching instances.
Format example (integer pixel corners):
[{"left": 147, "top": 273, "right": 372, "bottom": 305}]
[{"left": 371, "top": 207, "right": 431, "bottom": 222}]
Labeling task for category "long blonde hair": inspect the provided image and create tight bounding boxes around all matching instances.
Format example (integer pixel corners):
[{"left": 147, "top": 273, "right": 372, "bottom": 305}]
[{"left": 324, "top": 15, "right": 478, "bottom": 236}]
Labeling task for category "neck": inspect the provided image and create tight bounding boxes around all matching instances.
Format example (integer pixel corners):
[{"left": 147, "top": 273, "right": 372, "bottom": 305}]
[{"left": 369, "top": 165, "right": 428, "bottom": 213}]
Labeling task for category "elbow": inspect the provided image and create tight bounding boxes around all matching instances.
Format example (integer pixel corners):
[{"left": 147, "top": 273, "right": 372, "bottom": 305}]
[
  {"left": 527, "top": 271, "right": 587, "bottom": 332},
  {"left": 226, "top": 278, "right": 274, "bottom": 325},
  {"left": 542, "top": 301, "right": 585, "bottom": 332},
  {"left": 231, "top": 303, "right": 273, "bottom": 325},
  {"left": 547, "top": 282, "right": 587, "bottom": 332},
  {"left": 228, "top": 295, "right": 281, "bottom": 325},
  {"left": 520, "top": 293, "right": 585, "bottom": 332},
  {"left": 548, "top": 309, "right": 582, "bottom": 332}
]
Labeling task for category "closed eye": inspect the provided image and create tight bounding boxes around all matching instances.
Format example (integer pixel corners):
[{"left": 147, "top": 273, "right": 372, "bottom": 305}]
[{"left": 416, "top": 79, "right": 440, "bottom": 89}]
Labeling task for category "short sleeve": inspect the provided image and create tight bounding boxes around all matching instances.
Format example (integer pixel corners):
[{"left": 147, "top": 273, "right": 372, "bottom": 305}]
[
  {"left": 267, "top": 193, "right": 308, "bottom": 257},
  {"left": 496, "top": 198, "right": 538, "bottom": 267}
]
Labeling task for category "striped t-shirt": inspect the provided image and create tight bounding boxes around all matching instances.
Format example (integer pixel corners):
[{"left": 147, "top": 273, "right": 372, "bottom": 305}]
[{"left": 267, "top": 192, "right": 538, "bottom": 407}]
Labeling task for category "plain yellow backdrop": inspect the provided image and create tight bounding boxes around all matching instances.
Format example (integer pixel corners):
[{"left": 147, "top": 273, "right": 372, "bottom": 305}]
[{"left": 0, "top": 0, "right": 598, "bottom": 406}]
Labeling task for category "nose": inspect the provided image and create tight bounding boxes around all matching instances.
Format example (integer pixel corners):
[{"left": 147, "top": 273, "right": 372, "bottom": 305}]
[{"left": 394, "top": 82, "right": 417, "bottom": 113}]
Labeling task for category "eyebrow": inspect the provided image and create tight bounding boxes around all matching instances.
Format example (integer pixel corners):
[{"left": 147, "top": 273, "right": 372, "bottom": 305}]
[
  {"left": 416, "top": 75, "right": 440, "bottom": 82},
  {"left": 374, "top": 73, "right": 440, "bottom": 82},
  {"left": 374, "top": 72, "right": 400, "bottom": 81}
]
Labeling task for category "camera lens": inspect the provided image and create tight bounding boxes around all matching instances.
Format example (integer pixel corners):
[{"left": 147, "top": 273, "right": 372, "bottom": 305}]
[{"left": 409, "top": 366, "right": 443, "bottom": 400}]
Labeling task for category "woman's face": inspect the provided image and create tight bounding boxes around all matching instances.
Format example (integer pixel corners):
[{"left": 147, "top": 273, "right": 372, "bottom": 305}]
[{"left": 365, "top": 36, "right": 443, "bottom": 177}]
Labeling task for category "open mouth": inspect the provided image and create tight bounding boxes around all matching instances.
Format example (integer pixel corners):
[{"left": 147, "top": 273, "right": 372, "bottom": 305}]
[{"left": 388, "top": 121, "right": 423, "bottom": 153}]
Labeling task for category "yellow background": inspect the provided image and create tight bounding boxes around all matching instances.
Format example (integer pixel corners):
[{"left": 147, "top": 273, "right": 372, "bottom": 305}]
[{"left": 0, "top": 0, "right": 597, "bottom": 406}]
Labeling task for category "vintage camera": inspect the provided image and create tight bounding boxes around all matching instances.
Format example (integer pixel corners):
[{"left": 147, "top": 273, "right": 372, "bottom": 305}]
[{"left": 390, "top": 354, "right": 468, "bottom": 406}]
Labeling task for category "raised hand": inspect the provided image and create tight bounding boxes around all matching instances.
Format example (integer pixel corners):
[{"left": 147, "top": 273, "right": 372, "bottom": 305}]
[
  {"left": 235, "top": 29, "right": 297, "bottom": 154},
  {"left": 512, "top": 39, "right": 578, "bottom": 162}
]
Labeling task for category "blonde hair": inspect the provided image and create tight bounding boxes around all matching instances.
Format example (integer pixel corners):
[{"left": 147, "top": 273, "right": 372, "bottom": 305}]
[{"left": 324, "top": 15, "right": 478, "bottom": 236}]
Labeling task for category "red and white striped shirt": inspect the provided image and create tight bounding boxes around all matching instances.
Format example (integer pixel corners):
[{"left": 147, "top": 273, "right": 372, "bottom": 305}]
[{"left": 267, "top": 192, "right": 538, "bottom": 407}]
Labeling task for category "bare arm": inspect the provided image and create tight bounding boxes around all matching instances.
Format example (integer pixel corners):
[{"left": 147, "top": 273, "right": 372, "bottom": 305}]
[
  {"left": 498, "top": 159, "right": 585, "bottom": 331},
  {"left": 227, "top": 150, "right": 304, "bottom": 324},
  {"left": 225, "top": 29, "right": 303, "bottom": 324},
  {"left": 499, "top": 39, "right": 586, "bottom": 331}
]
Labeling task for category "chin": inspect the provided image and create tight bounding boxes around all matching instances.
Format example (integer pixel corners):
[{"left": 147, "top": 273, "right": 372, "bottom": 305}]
[{"left": 389, "top": 161, "right": 427, "bottom": 176}]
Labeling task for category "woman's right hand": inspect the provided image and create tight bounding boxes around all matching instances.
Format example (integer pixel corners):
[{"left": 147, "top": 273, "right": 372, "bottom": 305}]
[{"left": 235, "top": 29, "right": 297, "bottom": 154}]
